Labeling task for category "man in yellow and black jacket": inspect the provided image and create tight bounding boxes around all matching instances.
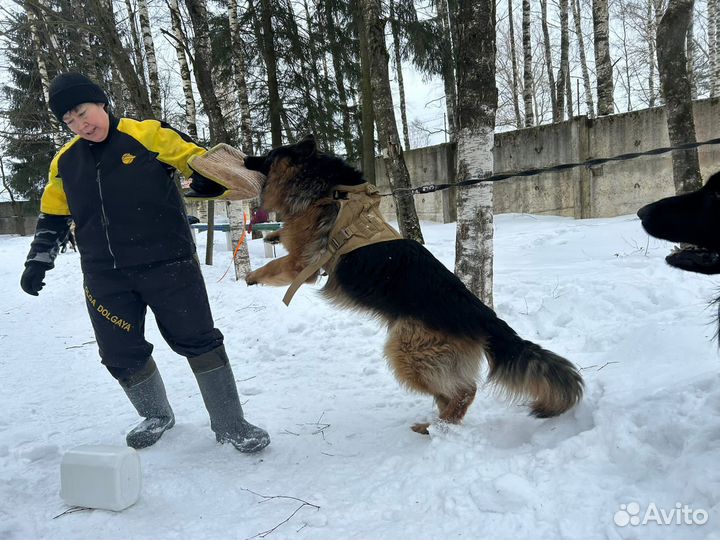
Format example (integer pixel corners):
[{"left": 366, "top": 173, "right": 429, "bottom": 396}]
[{"left": 20, "top": 72, "right": 269, "bottom": 453}]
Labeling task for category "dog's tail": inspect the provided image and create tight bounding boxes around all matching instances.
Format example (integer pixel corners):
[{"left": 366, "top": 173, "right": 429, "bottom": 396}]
[{"left": 484, "top": 323, "right": 584, "bottom": 418}]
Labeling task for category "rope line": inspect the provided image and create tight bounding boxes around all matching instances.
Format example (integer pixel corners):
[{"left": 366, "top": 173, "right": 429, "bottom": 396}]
[{"left": 380, "top": 136, "right": 720, "bottom": 198}]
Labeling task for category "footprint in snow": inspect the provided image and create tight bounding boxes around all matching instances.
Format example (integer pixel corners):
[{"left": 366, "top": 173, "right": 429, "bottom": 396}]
[
  {"left": 18, "top": 444, "right": 60, "bottom": 461},
  {"left": 240, "top": 386, "right": 264, "bottom": 396}
]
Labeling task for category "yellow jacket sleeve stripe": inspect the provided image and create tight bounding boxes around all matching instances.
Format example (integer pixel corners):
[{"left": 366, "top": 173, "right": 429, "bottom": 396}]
[
  {"left": 40, "top": 137, "right": 78, "bottom": 216},
  {"left": 118, "top": 118, "right": 206, "bottom": 178}
]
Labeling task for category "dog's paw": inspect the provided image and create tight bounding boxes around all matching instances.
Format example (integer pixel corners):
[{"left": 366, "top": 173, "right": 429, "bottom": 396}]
[
  {"left": 666, "top": 247, "right": 720, "bottom": 275},
  {"left": 411, "top": 423, "right": 431, "bottom": 435}
]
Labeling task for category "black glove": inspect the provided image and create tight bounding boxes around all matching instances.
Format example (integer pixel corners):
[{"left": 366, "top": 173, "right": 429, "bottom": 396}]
[
  {"left": 20, "top": 263, "right": 48, "bottom": 296},
  {"left": 185, "top": 173, "right": 226, "bottom": 198}
]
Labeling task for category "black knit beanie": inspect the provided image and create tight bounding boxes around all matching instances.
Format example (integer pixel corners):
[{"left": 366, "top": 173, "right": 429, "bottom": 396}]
[{"left": 48, "top": 72, "right": 108, "bottom": 122}]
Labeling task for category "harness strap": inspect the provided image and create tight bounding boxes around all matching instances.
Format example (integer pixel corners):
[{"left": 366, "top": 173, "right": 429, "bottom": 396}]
[
  {"left": 282, "top": 250, "right": 333, "bottom": 306},
  {"left": 282, "top": 182, "right": 399, "bottom": 306}
]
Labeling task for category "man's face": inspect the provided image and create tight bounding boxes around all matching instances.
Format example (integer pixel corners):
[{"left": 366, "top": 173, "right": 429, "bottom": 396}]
[{"left": 62, "top": 103, "right": 109, "bottom": 143}]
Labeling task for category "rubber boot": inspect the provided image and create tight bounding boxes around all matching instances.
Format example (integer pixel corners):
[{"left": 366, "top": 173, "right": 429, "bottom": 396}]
[
  {"left": 119, "top": 358, "right": 175, "bottom": 449},
  {"left": 189, "top": 346, "right": 270, "bottom": 453}
]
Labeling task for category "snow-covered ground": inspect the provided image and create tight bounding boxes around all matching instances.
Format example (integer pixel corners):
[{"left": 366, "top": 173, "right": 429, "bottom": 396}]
[{"left": 1, "top": 213, "right": 719, "bottom": 540}]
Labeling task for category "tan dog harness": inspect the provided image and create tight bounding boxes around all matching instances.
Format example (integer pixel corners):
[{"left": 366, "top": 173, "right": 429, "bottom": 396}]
[{"left": 283, "top": 183, "right": 401, "bottom": 305}]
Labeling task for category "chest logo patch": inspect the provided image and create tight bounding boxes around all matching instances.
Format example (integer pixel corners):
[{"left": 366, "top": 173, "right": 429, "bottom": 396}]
[{"left": 121, "top": 153, "right": 136, "bottom": 165}]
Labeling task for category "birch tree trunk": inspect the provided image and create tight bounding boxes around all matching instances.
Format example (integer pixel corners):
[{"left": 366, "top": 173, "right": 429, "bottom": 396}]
[
  {"left": 25, "top": 4, "right": 63, "bottom": 145},
  {"left": 225, "top": 201, "right": 252, "bottom": 279},
  {"left": 686, "top": 7, "right": 696, "bottom": 99},
  {"left": 648, "top": 0, "right": 658, "bottom": 106},
  {"left": 508, "top": 0, "right": 522, "bottom": 127},
  {"left": 710, "top": 0, "right": 720, "bottom": 96},
  {"left": 657, "top": 0, "right": 702, "bottom": 194},
  {"left": 454, "top": 0, "right": 497, "bottom": 306},
  {"left": 362, "top": 0, "right": 424, "bottom": 243},
  {"left": 522, "top": 0, "right": 534, "bottom": 126},
  {"left": 41, "top": 0, "right": 65, "bottom": 70},
  {"left": 88, "top": 0, "right": 153, "bottom": 118},
  {"left": 593, "top": 0, "right": 615, "bottom": 115},
  {"left": 709, "top": 0, "right": 718, "bottom": 97},
  {"left": 137, "top": 0, "right": 162, "bottom": 117},
  {"left": 389, "top": 0, "right": 411, "bottom": 149},
  {"left": 169, "top": 0, "right": 198, "bottom": 139},
  {"left": 620, "top": 12, "right": 633, "bottom": 110},
  {"left": 540, "top": 0, "right": 559, "bottom": 122},
  {"left": 228, "top": 0, "right": 253, "bottom": 152},
  {"left": 716, "top": 0, "right": 720, "bottom": 95},
  {"left": 437, "top": 0, "right": 458, "bottom": 142},
  {"left": 572, "top": 0, "right": 595, "bottom": 117}
]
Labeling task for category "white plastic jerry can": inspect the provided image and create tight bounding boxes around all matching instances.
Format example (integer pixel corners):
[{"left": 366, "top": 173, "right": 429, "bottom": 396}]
[{"left": 60, "top": 445, "right": 141, "bottom": 511}]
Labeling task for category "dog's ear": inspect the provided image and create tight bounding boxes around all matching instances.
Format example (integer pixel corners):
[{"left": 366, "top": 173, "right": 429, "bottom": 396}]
[{"left": 295, "top": 134, "right": 317, "bottom": 159}]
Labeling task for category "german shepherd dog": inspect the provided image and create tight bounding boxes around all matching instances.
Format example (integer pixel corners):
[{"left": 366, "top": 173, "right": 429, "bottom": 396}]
[
  {"left": 638, "top": 171, "right": 720, "bottom": 334},
  {"left": 244, "top": 136, "right": 584, "bottom": 433}
]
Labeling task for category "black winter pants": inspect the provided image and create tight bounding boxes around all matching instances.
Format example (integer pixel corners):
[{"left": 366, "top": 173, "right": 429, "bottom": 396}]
[{"left": 82, "top": 257, "right": 224, "bottom": 379}]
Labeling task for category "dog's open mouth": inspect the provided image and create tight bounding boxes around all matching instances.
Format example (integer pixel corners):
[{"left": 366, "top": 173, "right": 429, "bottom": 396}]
[{"left": 665, "top": 245, "right": 720, "bottom": 275}]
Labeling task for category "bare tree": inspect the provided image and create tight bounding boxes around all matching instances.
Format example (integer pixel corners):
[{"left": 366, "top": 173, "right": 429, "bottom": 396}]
[
  {"left": 437, "top": 0, "right": 458, "bottom": 141},
  {"left": 88, "top": 0, "right": 153, "bottom": 118},
  {"left": 228, "top": 0, "right": 254, "bottom": 152},
  {"left": 390, "top": 0, "right": 411, "bottom": 148},
  {"left": 362, "top": 0, "right": 424, "bottom": 243},
  {"left": 617, "top": 0, "right": 633, "bottom": 111},
  {"left": 593, "top": 0, "right": 615, "bottom": 115},
  {"left": 657, "top": 0, "right": 703, "bottom": 193},
  {"left": 123, "top": 0, "right": 146, "bottom": 84},
  {"left": 186, "top": 0, "right": 254, "bottom": 277},
  {"left": 710, "top": 0, "right": 720, "bottom": 96},
  {"left": 254, "top": 0, "right": 283, "bottom": 147},
  {"left": 540, "top": 0, "right": 559, "bottom": 121},
  {"left": 556, "top": 0, "right": 570, "bottom": 119},
  {"left": 508, "top": 0, "right": 523, "bottom": 127},
  {"left": 355, "top": 0, "right": 376, "bottom": 184},
  {"left": 184, "top": 0, "right": 230, "bottom": 144},
  {"left": 522, "top": 0, "right": 534, "bottom": 126},
  {"left": 137, "top": 0, "right": 162, "bottom": 117},
  {"left": 648, "top": 0, "right": 659, "bottom": 106},
  {"left": 686, "top": 4, "right": 696, "bottom": 99},
  {"left": 454, "top": 0, "right": 497, "bottom": 306},
  {"left": 24, "top": 2, "right": 63, "bottom": 144},
  {"left": 572, "top": 0, "right": 595, "bottom": 117},
  {"left": 169, "top": 0, "right": 197, "bottom": 138}
]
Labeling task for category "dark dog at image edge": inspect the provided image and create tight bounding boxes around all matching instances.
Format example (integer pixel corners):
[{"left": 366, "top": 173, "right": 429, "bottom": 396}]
[
  {"left": 638, "top": 171, "right": 720, "bottom": 334},
  {"left": 244, "top": 135, "right": 584, "bottom": 433}
]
